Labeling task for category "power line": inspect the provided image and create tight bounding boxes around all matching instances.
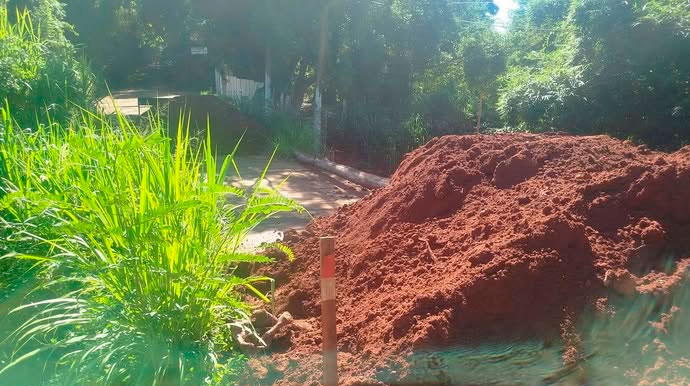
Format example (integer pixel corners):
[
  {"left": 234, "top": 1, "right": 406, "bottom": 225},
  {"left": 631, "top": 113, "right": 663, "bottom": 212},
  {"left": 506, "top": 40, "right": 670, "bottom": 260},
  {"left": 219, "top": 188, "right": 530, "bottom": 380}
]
[{"left": 455, "top": 18, "right": 560, "bottom": 32}]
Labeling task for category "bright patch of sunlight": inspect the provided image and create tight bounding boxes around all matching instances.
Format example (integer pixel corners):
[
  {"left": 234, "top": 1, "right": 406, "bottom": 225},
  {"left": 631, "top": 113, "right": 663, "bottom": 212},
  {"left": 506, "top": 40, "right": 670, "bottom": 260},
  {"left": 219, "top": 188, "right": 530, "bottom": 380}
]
[{"left": 494, "top": 0, "right": 518, "bottom": 32}]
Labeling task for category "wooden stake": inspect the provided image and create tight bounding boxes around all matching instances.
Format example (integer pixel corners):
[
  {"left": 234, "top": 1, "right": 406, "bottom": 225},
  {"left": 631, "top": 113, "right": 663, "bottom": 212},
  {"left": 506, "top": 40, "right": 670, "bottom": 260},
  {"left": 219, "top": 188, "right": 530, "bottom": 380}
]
[{"left": 320, "top": 236, "right": 337, "bottom": 386}]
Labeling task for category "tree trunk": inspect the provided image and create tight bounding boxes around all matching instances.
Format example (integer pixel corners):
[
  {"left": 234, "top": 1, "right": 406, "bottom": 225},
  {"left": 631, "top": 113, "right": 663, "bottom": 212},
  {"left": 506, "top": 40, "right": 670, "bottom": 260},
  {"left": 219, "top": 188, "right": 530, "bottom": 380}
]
[
  {"left": 291, "top": 59, "right": 310, "bottom": 111},
  {"left": 314, "top": 85, "right": 322, "bottom": 153},
  {"left": 476, "top": 93, "right": 484, "bottom": 134},
  {"left": 265, "top": 43, "right": 272, "bottom": 116},
  {"left": 313, "top": 7, "right": 329, "bottom": 154}
]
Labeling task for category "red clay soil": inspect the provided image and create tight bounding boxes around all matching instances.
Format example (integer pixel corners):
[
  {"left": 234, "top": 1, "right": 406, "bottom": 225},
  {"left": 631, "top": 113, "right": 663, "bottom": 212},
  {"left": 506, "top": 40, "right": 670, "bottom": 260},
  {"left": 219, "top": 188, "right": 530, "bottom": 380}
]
[{"left": 253, "top": 133, "right": 690, "bottom": 385}]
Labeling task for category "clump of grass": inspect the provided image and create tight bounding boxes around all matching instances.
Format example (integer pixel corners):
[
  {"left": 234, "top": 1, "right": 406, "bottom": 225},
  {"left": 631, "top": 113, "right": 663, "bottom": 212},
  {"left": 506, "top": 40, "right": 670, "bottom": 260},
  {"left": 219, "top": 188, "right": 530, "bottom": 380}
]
[
  {"left": 226, "top": 96, "right": 316, "bottom": 157},
  {"left": 0, "top": 104, "right": 302, "bottom": 384},
  {"left": 0, "top": 4, "right": 98, "bottom": 127},
  {"left": 266, "top": 113, "right": 316, "bottom": 157}
]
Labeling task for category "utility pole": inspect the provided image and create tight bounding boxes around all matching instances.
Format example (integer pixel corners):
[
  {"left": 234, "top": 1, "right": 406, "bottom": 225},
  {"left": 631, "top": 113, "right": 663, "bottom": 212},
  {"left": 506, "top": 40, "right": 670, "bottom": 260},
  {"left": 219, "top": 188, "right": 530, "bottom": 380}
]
[
  {"left": 265, "top": 43, "right": 272, "bottom": 116},
  {"left": 313, "top": 7, "right": 328, "bottom": 154}
]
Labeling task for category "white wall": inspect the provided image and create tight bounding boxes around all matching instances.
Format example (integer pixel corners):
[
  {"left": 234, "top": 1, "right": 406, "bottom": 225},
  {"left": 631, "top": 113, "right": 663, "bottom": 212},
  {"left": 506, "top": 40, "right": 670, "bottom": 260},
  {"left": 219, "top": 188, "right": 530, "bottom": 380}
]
[{"left": 215, "top": 66, "right": 263, "bottom": 99}]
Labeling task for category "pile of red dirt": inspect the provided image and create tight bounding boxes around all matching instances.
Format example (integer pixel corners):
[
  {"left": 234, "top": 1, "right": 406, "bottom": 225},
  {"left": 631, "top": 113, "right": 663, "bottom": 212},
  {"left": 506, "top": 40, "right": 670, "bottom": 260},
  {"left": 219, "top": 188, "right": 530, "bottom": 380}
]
[{"left": 254, "top": 133, "right": 690, "bottom": 385}]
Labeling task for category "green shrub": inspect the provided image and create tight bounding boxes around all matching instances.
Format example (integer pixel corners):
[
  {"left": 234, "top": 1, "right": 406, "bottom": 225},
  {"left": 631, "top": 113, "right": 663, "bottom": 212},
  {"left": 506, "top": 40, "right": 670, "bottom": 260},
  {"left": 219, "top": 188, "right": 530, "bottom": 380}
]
[
  {"left": 0, "top": 106, "right": 302, "bottom": 385},
  {"left": 227, "top": 96, "right": 316, "bottom": 157},
  {"left": 266, "top": 113, "right": 316, "bottom": 157},
  {"left": 0, "top": 7, "right": 43, "bottom": 113},
  {"left": 0, "top": 3, "right": 97, "bottom": 127}
]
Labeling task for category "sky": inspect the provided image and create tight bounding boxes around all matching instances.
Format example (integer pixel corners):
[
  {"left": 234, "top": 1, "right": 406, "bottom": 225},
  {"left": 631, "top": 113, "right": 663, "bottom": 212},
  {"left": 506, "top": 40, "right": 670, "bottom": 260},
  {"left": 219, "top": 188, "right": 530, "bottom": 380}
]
[{"left": 493, "top": 0, "right": 519, "bottom": 31}]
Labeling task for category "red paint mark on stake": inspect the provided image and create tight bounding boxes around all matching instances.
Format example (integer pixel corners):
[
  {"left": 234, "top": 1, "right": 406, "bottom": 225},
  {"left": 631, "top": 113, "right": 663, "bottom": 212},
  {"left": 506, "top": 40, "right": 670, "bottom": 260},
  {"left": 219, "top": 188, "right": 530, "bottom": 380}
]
[
  {"left": 322, "top": 254, "right": 336, "bottom": 278},
  {"left": 320, "top": 236, "right": 338, "bottom": 386}
]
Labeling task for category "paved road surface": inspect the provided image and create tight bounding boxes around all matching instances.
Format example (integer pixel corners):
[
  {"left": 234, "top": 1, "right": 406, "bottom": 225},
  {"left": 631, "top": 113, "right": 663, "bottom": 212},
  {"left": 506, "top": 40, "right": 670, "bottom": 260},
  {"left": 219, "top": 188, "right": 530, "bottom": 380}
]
[{"left": 230, "top": 155, "right": 369, "bottom": 250}]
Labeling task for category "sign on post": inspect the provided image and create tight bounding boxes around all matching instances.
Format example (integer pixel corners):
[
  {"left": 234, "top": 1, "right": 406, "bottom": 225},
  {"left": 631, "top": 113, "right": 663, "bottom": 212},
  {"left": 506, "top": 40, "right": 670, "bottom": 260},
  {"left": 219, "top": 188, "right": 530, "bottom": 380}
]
[{"left": 191, "top": 47, "right": 208, "bottom": 55}]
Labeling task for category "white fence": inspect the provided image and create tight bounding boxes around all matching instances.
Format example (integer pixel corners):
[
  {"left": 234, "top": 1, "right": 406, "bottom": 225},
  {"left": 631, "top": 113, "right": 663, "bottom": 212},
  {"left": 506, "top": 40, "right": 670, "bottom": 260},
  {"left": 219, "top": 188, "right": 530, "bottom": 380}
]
[{"left": 215, "top": 67, "right": 263, "bottom": 99}]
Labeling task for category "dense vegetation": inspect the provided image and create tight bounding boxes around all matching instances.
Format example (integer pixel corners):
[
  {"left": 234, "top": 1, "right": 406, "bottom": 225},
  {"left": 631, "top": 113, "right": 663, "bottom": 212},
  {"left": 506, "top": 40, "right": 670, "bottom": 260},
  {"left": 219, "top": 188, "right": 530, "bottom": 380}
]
[
  {"left": 48, "top": 0, "right": 690, "bottom": 172},
  {"left": 502, "top": 0, "right": 690, "bottom": 150},
  {"left": 1, "top": 0, "right": 96, "bottom": 126},
  {"left": 1, "top": 3, "right": 301, "bottom": 384},
  {"left": 0, "top": 1, "right": 688, "bottom": 383},
  {"left": 0, "top": 106, "right": 301, "bottom": 384}
]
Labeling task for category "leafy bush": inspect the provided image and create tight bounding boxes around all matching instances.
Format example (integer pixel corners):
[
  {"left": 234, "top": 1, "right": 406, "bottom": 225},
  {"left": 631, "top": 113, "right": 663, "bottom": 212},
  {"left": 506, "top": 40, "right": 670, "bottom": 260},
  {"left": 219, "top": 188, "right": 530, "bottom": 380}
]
[
  {"left": 411, "top": 57, "right": 475, "bottom": 133},
  {"left": 524, "top": 0, "right": 570, "bottom": 26},
  {"left": 0, "top": 2, "right": 97, "bottom": 126},
  {"left": 0, "top": 106, "right": 302, "bottom": 385},
  {"left": 499, "top": 0, "right": 690, "bottom": 147},
  {"left": 0, "top": 7, "right": 43, "bottom": 113},
  {"left": 641, "top": 0, "right": 690, "bottom": 35},
  {"left": 228, "top": 95, "right": 316, "bottom": 157},
  {"left": 267, "top": 113, "right": 316, "bottom": 157},
  {"left": 498, "top": 49, "right": 586, "bottom": 130}
]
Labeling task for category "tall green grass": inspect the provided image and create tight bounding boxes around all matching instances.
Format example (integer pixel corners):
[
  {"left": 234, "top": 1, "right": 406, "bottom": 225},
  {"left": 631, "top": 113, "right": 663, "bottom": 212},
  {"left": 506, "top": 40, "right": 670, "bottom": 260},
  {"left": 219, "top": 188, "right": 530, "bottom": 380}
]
[
  {"left": 0, "top": 105, "right": 302, "bottom": 385},
  {"left": 0, "top": 4, "right": 98, "bottom": 127},
  {"left": 227, "top": 96, "right": 316, "bottom": 157},
  {"left": 267, "top": 113, "right": 316, "bottom": 157}
]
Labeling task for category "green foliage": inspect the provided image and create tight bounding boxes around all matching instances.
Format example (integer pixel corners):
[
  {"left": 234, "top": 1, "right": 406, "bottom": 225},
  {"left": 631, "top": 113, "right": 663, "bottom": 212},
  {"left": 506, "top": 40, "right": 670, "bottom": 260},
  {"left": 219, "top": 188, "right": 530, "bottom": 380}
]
[
  {"left": 402, "top": 113, "right": 430, "bottom": 151},
  {"left": 62, "top": 0, "right": 196, "bottom": 88},
  {"left": 461, "top": 30, "right": 508, "bottom": 130},
  {"left": 0, "top": 7, "right": 43, "bottom": 111},
  {"left": 641, "top": 0, "right": 690, "bottom": 36},
  {"left": 498, "top": 19, "right": 586, "bottom": 130},
  {"left": 524, "top": 0, "right": 570, "bottom": 26},
  {"left": 0, "top": 2, "right": 97, "bottom": 126},
  {"left": 411, "top": 56, "right": 472, "bottom": 130},
  {"left": 499, "top": 0, "right": 690, "bottom": 147},
  {"left": 266, "top": 114, "right": 316, "bottom": 158},
  {"left": 321, "top": 0, "right": 496, "bottom": 170},
  {"left": 101, "top": 0, "right": 495, "bottom": 170},
  {"left": 228, "top": 96, "right": 316, "bottom": 157},
  {"left": 49, "top": 0, "right": 690, "bottom": 165},
  {"left": 462, "top": 32, "right": 507, "bottom": 96},
  {"left": 0, "top": 105, "right": 302, "bottom": 384}
]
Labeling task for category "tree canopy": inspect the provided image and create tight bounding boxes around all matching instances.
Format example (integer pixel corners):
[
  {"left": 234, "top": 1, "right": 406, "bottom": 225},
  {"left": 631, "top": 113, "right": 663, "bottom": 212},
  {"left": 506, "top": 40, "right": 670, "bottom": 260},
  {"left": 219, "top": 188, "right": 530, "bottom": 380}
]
[
  {"left": 45, "top": 0, "right": 690, "bottom": 169},
  {"left": 501, "top": 0, "right": 690, "bottom": 149}
]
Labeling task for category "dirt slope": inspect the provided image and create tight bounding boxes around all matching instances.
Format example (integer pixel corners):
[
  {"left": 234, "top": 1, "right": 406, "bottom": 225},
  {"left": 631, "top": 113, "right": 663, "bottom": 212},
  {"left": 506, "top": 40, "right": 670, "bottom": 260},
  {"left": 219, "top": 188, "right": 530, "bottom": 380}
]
[{"left": 253, "top": 133, "right": 690, "bottom": 385}]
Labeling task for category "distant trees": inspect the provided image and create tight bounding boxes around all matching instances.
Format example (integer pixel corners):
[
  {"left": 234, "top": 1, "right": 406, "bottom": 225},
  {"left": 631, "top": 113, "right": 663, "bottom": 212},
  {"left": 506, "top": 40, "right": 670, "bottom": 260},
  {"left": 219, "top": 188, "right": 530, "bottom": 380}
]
[
  {"left": 192, "top": 0, "right": 497, "bottom": 167},
  {"left": 61, "top": 0, "right": 145, "bottom": 86},
  {"left": 462, "top": 32, "right": 507, "bottom": 132},
  {"left": 46, "top": 0, "right": 690, "bottom": 167},
  {"left": 500, "top": 0, "right": 690, "bottom": 148}
]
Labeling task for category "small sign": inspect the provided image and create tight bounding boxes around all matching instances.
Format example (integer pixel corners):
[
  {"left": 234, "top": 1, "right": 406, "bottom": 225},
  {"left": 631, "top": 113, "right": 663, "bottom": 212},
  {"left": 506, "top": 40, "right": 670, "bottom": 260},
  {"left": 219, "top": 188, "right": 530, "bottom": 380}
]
[{"left": 191, "top": 47, "right": 208, "bottom": 55}]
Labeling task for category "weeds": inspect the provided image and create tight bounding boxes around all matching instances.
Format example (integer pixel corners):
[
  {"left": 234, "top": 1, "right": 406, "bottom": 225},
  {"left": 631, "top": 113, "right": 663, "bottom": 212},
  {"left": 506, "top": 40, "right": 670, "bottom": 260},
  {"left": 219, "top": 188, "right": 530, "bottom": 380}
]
[
  {"left": 0, "top": 104, "right": 302, "bottom": 384},
  {"left": 0, "top": 4, "right": 97, "bottom": 127},
  {"left": 266, "top": 113, "right": 316, "bottom": 157},
  {"left": 227, "top": 96, "right": 315, "bottom": 157}
]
